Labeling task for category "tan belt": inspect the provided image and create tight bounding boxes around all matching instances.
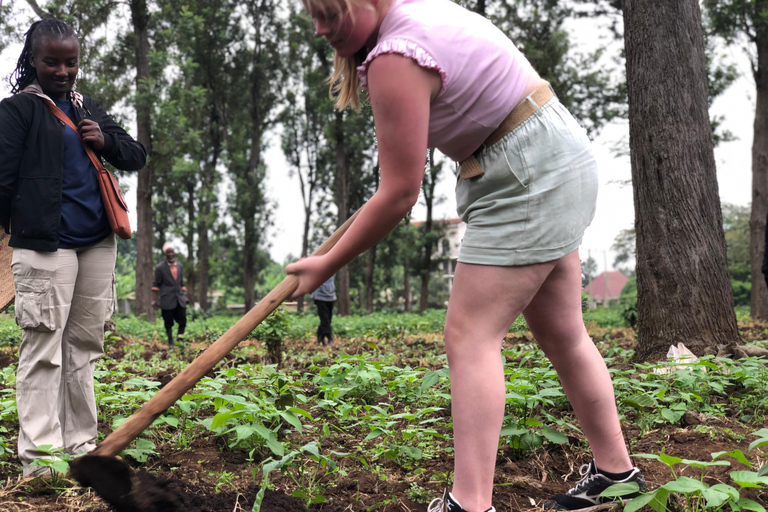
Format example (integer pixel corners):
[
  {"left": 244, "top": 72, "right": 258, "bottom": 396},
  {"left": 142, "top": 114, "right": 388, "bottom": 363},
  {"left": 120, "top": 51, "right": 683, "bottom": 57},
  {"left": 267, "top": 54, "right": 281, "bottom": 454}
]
[{"left": 459, "top": 82, "right": 554, "bottom": 180}]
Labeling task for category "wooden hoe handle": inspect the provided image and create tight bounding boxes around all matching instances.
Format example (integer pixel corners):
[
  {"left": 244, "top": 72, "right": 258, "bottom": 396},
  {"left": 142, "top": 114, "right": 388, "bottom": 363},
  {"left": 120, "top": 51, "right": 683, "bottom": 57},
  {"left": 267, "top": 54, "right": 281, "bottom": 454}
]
[{"left": 92, "top": 209, "right": 361, "bottom": 457}]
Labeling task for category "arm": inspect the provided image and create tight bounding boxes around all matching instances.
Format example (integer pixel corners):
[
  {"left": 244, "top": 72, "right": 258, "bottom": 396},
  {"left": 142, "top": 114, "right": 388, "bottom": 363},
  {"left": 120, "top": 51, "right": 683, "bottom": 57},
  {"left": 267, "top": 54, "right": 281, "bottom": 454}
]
[
  {"left": 286, "top": 55, "right": 441, "bottom": 297},
  {"left": 0, "top": 98, "right": 29, "bottom": 230},
  {"left": 82, "top": 98, "right": 147, "bottom": 171}
]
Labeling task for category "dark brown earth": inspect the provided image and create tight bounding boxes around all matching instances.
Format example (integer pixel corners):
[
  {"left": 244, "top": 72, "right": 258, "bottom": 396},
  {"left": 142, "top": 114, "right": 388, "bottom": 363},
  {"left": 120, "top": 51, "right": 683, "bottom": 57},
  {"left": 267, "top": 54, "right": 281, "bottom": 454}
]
[{"left": 0, "top": 322, "right": 766, "bottom": 511}]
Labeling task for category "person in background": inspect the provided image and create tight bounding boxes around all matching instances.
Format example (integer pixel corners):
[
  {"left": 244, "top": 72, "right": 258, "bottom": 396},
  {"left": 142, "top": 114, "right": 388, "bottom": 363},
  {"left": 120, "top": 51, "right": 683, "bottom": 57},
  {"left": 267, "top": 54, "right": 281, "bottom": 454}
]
[
  {"left": 152, "top": 242, "right": 187, "bottom": 350},
  {"left": 286, "top": 0, "right": 646, "bottom": 510},
  {"left": 310, "top": 275, "right": 336, "bottom": 346},
  {"left": 0, "top": 18, "right": 146, "bottom": 477}
]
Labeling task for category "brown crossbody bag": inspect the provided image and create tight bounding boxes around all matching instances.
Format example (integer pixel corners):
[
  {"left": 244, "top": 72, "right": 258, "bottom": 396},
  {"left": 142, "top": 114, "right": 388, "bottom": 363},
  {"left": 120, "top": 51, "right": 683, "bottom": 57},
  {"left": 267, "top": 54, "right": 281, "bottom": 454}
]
[{"left": 23, "top": 87, "right": 132, "bottom": 240}]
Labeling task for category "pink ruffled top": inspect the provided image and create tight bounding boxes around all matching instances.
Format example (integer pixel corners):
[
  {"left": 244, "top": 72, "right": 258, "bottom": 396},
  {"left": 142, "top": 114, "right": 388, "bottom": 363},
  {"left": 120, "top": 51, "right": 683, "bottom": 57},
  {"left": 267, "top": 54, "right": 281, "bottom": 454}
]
[{"left": 357, "top": 0, "right": 537, "bottom": 162}]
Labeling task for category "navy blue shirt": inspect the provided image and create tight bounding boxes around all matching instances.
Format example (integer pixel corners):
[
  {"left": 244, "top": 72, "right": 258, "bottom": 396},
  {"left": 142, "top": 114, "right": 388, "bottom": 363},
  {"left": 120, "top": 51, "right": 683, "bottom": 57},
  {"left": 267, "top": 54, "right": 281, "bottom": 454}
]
[{"left": 54, "top": 99, "right": 111, "bottom": 249}]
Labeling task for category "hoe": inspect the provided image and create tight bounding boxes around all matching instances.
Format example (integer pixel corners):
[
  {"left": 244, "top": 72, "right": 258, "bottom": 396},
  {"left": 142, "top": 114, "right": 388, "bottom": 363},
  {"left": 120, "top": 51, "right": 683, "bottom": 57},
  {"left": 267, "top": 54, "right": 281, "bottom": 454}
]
[{"left": 69, "top": 210, "right": 360, "bottom": 511}]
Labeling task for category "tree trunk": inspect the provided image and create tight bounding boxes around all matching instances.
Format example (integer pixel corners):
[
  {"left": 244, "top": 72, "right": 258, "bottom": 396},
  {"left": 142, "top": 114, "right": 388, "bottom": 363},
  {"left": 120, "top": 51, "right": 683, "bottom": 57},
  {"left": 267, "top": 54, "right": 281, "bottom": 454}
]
[
  {"left": 197, "top": 216, "right": 210, "bottom": 312},
  {"left": 623, "top": 0, "right": 739, "bottom": 361},
  {"left": 366, "top": 245, "right": 376, "bottom": 312},
  {"left": 198, "top": 134, "right": 220, "bottom": 312},
  {"left": 244, "top": 56, "right": 264, "bottom": 313},
  {"left": 131, "top": 0, "right": 154, "bottom": 322},
  {"left": 419, "top": 272, "right": 431, "bottom": 313},
  {"left": 243, "top": 219, "right": 256, "bottom": 311},
  {"left": 185, "top": 182, "right": 196, "bottom": 307},
  {"left": 750, "top": 14, "right": 768, "bottom": 321},
  {"left": 419, "top": 150, "right": 438, "bottom": 314},
  {"left": 334, "top": 111, "right": 351, "bottom": 316}
]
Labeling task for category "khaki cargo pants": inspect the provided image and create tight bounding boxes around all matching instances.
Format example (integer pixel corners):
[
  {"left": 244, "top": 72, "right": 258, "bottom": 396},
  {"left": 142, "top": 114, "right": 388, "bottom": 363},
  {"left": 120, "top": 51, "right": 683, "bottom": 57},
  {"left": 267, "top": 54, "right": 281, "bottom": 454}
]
[{"left": 12, "top": 235, "right": 115, "bottom": 475}]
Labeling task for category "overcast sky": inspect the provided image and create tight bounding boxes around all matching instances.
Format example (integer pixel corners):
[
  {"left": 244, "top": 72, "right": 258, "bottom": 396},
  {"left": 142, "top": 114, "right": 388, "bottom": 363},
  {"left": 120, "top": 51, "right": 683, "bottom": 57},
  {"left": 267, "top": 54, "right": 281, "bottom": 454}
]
[{"left": 0, "top": 10, "right": 756, "bottom": 274}]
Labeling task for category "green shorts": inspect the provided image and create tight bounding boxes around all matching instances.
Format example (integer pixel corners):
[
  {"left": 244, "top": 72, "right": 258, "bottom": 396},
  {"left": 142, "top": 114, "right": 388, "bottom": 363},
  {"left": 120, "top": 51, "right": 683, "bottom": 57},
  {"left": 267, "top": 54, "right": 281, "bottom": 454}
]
[{"left": 455, "top": 96, "right": 598, "bottom": 266}]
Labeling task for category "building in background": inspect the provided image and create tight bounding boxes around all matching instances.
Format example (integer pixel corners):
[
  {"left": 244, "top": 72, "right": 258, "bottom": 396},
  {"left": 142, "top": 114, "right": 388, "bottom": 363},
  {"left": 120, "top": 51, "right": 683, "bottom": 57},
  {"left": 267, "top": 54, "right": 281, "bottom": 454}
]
[{"left": 583, "top": 271, "right": 629, "bottom": 307}]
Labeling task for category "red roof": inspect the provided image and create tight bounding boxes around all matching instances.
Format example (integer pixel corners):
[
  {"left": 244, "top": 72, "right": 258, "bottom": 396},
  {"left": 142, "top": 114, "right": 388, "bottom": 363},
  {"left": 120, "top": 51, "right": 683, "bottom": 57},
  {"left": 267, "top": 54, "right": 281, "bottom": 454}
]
[{"left": 583, "top": 271, "right": 628, "bottom": 301}]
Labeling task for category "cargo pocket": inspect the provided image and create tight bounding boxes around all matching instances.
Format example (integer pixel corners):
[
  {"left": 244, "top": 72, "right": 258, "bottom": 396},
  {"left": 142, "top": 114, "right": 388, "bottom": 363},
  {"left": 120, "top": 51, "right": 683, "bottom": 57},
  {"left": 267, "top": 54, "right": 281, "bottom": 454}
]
[{"left": 15, "top": 277, "right": 55, "bottom": 331}]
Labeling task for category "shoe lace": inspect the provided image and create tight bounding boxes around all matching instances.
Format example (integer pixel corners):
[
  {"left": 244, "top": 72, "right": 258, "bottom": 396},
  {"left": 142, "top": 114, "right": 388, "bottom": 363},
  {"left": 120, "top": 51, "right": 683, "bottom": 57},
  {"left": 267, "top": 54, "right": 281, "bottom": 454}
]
[
  {"left": 566, "top": 463, "right": 598, "bottom": 495},
  {"left": 427, "top": 495, "right": 446, "bottom": 512}
]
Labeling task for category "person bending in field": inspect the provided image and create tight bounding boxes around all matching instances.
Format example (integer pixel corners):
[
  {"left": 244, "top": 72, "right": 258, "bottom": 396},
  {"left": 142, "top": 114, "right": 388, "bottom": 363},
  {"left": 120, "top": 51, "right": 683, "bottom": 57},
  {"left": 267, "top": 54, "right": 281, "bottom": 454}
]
[{"left": 285, "top": 0, "right": 646, "bottom": 511}]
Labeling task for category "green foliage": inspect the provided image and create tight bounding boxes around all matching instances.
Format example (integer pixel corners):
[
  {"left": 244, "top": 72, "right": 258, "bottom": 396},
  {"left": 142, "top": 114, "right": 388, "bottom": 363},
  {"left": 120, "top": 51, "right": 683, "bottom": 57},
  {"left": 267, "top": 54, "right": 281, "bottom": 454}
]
[
  {"left": 731, "top": 280, "right": 752, "bottom": 307},
  {"left": 0, "top": 310, "right": 768, "bottom": 509},
  {"left": 722, "top": 203, "right": 751, "bottom": 283},
  {"left": 29, "top": 445, "right": 72, "bottom": 477},
  {"left": 622, "top": 445, "right": 768, "bottom": 512},
  {"left": 583, "top": 305, "right": 628, "bottom": 328},
  {"left": 620, "top": 277, "right": 638, "bottom": 328},
  {"left": 255, "top": 308, "right": 291, "bottom": 366},
  {"left": 501, "top": 349, "right": 572, "bottom": 454},
  {"left": 0, "top": 315, "right": 22, "bottom": 347}
]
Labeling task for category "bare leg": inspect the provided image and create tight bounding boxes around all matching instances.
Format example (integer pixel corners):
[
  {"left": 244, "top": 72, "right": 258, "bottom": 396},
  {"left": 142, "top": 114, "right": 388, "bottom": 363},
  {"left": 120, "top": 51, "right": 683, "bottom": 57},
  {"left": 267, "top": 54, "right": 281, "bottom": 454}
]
[
  {"left": 445, "top": 260, "right": 556, "bottom": 512},
  {"left": 522, "top": 250, "right": 631, "bottom": 473}
]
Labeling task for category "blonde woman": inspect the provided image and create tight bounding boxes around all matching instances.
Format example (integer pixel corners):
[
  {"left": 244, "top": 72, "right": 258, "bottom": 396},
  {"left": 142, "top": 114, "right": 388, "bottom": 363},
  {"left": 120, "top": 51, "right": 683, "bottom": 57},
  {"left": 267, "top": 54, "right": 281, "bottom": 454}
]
[{"left": 286, "top": 0, "right": 645, "bottom": 510}]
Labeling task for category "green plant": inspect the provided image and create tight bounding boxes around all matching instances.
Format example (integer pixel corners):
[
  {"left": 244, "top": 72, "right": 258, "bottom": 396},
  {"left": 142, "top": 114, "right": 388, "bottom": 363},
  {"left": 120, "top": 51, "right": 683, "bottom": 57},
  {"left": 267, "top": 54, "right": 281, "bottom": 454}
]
[
  {"left": 256, "top": 307, "right": 291, "bottom": 366},
  {"left": 209, "top": 469, "right": 238, "bottom": 493},
  {"left": 614, "top": 444, "right": 768, "bottom": 512},
  {"left": 28, "top": 445, "right": 72, "bottom": 476},
  {"left": 120, "top": 438, "right": 157, "bottom": 463}
]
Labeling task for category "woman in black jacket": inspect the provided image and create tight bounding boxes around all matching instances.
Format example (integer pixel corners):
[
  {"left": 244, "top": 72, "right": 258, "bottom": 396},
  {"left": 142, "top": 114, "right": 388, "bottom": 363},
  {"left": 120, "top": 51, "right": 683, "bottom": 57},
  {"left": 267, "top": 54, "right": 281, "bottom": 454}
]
[{"left": 0, "top": 19, "right": 146, "bottom": 478}]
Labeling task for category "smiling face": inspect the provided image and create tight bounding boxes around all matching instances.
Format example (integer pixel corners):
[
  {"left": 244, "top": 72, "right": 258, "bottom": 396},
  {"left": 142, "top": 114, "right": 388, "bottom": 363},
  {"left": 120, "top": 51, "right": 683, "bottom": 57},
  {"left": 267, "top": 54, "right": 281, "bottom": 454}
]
[
  {"left": 29, "top": 35, "right": 79, "bottom": 100},
  {"left": 305, "top": 0, "right": 381, "bottom": 57},
  {"left": 165, "top": 247, "right": 176, "bottom": 262}
]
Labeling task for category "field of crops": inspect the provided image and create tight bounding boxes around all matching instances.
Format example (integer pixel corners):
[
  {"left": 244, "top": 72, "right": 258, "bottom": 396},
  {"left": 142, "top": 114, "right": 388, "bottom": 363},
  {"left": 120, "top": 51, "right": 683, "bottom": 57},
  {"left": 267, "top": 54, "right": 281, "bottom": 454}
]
[{"left": 0, "top": 308, "right": 766, "bottom": 511}]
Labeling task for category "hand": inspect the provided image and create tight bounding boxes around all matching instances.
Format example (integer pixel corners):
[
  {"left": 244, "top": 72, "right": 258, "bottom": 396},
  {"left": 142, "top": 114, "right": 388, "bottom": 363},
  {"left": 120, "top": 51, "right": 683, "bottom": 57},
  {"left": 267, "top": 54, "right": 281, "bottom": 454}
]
[
  {"left": 285, "top": 255, "right": 333, "bottom": 300},
  {"left": 77, "top": 119, "right": 105, "bottom": 150},
  {"left": 152, "top": 300, "right": 158, "bottom": 309}
]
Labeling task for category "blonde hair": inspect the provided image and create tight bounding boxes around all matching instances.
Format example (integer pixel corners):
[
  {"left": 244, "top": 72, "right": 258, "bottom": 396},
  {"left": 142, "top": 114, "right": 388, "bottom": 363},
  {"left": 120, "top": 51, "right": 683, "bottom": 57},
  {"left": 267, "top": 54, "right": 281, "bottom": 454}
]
[
  {"left": 330, "top": 51, "right": 368, "bottom": 111},
  {"left": 303, "top": 0, "right": 371, "bottom": 111}
]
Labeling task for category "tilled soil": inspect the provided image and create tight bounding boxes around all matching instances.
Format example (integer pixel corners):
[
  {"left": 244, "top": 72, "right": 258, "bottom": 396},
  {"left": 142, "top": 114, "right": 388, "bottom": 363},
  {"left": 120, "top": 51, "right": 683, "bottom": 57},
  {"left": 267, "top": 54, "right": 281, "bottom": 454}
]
[{"left": 0, "top": 325, "right": 766, "bottom": 511}]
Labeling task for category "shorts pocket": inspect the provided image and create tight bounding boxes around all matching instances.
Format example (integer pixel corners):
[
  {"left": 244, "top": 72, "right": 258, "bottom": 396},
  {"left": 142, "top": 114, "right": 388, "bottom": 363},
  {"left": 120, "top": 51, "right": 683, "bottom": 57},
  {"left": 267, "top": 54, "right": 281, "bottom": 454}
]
[
  {"left": 503, "top": 137, "right": 530, "bottom": 189},
  {"left": 15, "top": 277, "right": 55, "bottom": 331}
]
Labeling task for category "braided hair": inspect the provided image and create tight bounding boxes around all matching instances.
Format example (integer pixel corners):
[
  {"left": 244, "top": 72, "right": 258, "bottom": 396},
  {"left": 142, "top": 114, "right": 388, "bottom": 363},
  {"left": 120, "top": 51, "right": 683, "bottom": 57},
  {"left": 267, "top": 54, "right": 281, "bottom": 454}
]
[{"left": 9, "top": 18, "right": 78, "bottom": 94}]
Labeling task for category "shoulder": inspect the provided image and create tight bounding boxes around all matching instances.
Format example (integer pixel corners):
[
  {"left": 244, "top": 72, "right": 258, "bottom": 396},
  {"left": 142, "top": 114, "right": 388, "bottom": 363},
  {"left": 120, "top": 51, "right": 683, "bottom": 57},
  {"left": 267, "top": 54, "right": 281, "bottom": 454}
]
[
  {"left": 0, "top": 93, "right": 40, "bottom": 112},
  {"left": 358, "top": 0, "right": 476, "bottom": 91}
]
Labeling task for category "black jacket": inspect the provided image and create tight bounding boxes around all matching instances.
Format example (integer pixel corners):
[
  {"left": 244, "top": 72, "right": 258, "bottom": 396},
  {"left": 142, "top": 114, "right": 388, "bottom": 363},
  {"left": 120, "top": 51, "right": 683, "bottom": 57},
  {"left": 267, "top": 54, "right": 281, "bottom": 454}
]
[
  {"left": 0, "top": 92, "right": 146, "bottom": 251},
  {"left": 153, "top": 261, "right": 186, "bottom": 310}
]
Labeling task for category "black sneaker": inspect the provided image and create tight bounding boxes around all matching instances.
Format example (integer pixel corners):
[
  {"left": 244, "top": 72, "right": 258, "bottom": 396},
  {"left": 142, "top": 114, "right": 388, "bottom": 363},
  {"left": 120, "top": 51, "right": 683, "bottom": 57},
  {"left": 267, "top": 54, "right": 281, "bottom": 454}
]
[
  {"left": 543, "top": 461, "right": 647, "bottom": 511},
  {"left": 427, "top": 489, "right": 496, "bottom": 512}
]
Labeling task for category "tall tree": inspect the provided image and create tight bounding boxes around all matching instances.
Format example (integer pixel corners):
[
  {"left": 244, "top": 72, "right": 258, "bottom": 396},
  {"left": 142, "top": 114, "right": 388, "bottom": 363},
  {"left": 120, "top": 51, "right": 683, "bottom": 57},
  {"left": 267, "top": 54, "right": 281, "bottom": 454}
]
[
  {"left": 487, "top": 0, "right": 626, "bottom": 136},
  {"left": 722, "top": 203, "right": 751, "bottom": 282},
  {"left": 161, "top": 0, "right": 235, "bottom": 311},
  {"left": 282, "top": 9, "right": 334, "bottom": 312},
  {"left": 229, "top": 0, "right": 281, "bottom": 311},
  {"left": 705, "top": 0, "right": 768, "bottom": 320},
  {"left": 623, "top": 0, "right": 739, "bottom": 360},
  {"left": 326, "top": 106, "right": 377, "bottom": 315},
  {"left": 417, "top": 149, "right": 446, "bottom": 313},
  {"left": 130, "top": 0, "right": 155, "bottom": 321}
]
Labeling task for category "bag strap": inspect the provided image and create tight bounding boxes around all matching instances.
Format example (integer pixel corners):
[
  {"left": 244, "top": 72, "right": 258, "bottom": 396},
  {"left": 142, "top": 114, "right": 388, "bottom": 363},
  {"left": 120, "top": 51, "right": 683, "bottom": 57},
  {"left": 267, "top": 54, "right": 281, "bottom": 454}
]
[
  {"left": 22, "top": 88, "right": 105, "bottom": 172},
  {"left": 45, "top": 102, "right": 106, "bottom": 173}
]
